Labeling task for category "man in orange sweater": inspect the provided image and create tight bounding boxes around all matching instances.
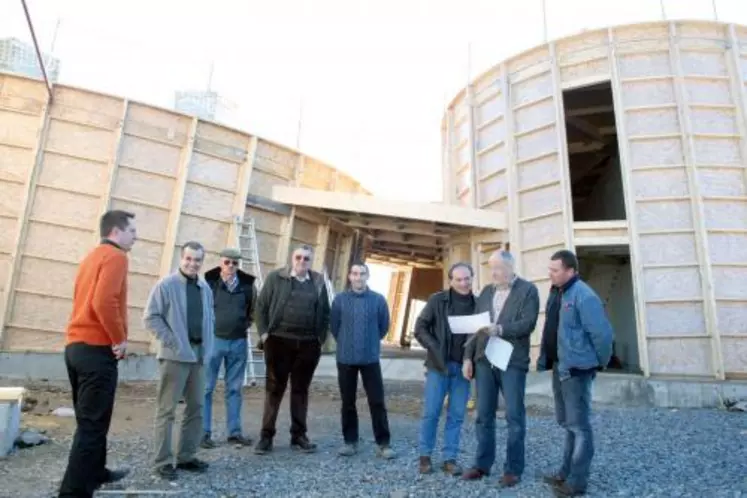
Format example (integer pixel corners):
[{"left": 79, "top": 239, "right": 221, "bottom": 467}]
[{"left": 58, "top": 210, "right": 137, "bottom": 498}]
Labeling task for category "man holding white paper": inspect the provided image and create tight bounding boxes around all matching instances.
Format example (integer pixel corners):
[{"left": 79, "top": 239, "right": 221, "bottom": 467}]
[
  {"left": 414, "top": 262, "right": 475, "bottom": 476},
  {"left": 461, "top": 250, "right": 539, "bottom": 488}
]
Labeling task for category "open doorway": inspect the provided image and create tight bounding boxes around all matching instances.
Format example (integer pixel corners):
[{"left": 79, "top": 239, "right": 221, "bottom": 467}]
[
  {"left": 576, "top": 245, "right": 641, "bottom": 374},
  {"left": 562, "top": 82, "right": 626, "bottom": 222}
]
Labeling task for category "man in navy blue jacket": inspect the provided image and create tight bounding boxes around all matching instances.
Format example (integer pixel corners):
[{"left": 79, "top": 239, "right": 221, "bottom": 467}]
[
  {"left": 537, "top": 250, "right": 613, "bottom": 497},
  {"left": 330, "top": 262, "right": 394, "bottom": 459}
]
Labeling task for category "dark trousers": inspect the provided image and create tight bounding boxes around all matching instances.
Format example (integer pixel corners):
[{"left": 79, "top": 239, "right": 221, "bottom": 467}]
[
  {"left": 552, "top": 366, "right": 595, "bottom": 492},
  {"left": 260, "top": 335, "right": 321, "bottom": 440},
  {"left": 473, "top": 361, "right": 527, "bottom": 476},
  {"left": 337, "top": 362, "right": 391, "bottom": 446},
  {"left": 59, "top": 343, "right": 118, "bottom": 498}
]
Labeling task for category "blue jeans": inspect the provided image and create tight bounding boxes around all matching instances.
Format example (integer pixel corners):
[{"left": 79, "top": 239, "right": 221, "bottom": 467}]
[
  {"left": 552, "top": 366, "right": 595, "bottom": 491},
  {"left": 474, "top": 361, "right": 527, "bottom": 476},
  {"left": 418, "top": 361, "right": 471, "bottom": 461},
  {"left": 203, "top": 337, "right": 248, "bottom": 437}
]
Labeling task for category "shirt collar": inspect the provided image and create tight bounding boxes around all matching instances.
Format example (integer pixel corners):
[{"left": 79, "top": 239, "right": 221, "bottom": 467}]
[
  {"left": 290, "top": 269, "right": 310, "bottom": 282},
  {"left": 495, "top": 275, "right": 517, "bottom": 291}
]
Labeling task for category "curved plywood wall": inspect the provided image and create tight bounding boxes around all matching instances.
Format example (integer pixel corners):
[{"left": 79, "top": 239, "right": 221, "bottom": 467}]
[
  {"left": 442, "top": 20, "right": 747, "bottom": 379},
  {"left": 0, "top": 73, "right": 364, "bottom": 353}
]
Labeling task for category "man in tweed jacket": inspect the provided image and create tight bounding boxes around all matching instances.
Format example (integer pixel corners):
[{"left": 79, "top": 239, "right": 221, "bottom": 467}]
[{"left": 330, "top": 262, "right": 395, "bottom": 460}]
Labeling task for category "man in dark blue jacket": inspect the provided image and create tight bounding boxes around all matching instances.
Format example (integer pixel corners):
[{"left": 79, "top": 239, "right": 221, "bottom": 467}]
[
  {"left": 201, "top": 248, "right": 256, "bottom": 449},
  {"left": 330, "top": 262, "right": 394, "bottom": 459},
  {"left": 537, "top": 250, "right": 613, "bottom": 497}
]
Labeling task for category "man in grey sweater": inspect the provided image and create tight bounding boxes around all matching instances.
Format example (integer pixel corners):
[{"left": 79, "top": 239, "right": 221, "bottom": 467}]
[{"left": 144, "top": 241, "right": 215, "bottom": 481}]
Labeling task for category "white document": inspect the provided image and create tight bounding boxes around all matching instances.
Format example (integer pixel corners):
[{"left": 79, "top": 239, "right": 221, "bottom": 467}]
[
  {"left": 485, "top": 336, "right": 514, "bottom": 371},
  {"left": 447, "top": 311, "right": 491, "bottom": 335}
]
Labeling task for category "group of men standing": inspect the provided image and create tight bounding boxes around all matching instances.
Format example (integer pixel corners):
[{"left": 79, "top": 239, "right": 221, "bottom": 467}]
[
  {"left": 414, "top": 249, "right": 613, "bottom": 497},
  {"left": 57, "top": 209, "right": 612, "bottom": 498}
]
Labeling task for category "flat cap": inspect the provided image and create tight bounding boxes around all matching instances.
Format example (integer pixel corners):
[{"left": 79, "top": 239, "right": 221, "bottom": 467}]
[{"left": 219, "top": 247, "right": 242, "bottom": 260}]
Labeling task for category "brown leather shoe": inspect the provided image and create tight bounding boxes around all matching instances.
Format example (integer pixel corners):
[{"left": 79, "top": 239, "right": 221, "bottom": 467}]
[
  {"left": 552, "top": 481, "right": 586, "bottom": 497},
  {"left": 461, "top": 467, "right": 487, "bottom": 480},
  {"left": 418, "top": 456, "right": 433, "bottom": 474},
  {"left": 543, "top": 474, "right": 565, "bottom": 486},
  {"left": 441, "top": 460, "right": 462, "bottom": 476},
  {"left": 499, "top": 473, "right": 520, "bottom": 488}
]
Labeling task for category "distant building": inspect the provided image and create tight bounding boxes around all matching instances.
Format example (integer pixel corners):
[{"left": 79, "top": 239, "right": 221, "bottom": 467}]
[
  {"left": 173, "top": 90, "right": 238, "bottom": 125},
  {"left": 0, "top": 37, "right": 60, "bottom": 83}
]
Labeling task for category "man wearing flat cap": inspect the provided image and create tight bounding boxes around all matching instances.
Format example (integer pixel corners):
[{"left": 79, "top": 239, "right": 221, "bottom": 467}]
[{"left": 201, "top": 247, "right": 257, "bottom": 448}]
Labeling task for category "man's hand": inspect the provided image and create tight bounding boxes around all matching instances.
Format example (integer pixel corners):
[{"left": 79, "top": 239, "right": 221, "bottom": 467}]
[
  {"left": 260, "top": 333, "right": 268, "bottom": 343},
  {"left": 476, "top": 325, "right": 501, "bottom": 337},
  {"left": 112, "top": 341, "right": 127, "bottom": 360},
  {"left": 462, "top": 359, "right": 473, "bottom": 380}
]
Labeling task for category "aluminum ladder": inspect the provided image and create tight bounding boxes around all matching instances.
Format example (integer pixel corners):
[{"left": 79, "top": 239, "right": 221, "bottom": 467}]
[{"left": 235, "top": 216, "right": 264, "bottom": 386}]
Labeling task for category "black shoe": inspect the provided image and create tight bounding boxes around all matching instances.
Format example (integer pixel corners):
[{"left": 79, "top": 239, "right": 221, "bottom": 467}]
[
  {"left": 102, "top": 468, "right": 129, "bottom": 484},
  {"left": 155, "top": 464, "right": 177, "bottom": 481},
  {"left": 253, "top": 437, "right": 273, "bottom": 455},
  {"left": 291, "top": 435, "right": 317, "bottom": 453},
  {"left": 176, "top": 459, "right": 209, "bottom": 473},
  {"left": 200, "top": 434, "right": 217, "bottom": 449},
  {"left": 227, "top": 434, "right": 253, "bottom": 447}
]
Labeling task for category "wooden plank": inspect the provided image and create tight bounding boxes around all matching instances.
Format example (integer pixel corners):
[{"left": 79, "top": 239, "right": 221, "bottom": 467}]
[
  {"left": 466, "top": 86, "right": 478, "bottom": 208},
  {"left": 0, "top": 99, "right": 51, "bottom": 347},
  {"left": 670, "top": 23, "right": 723, "bottom": 379},
  {"left": 313, "top": 223, "right": 330, "bottom": 272},
  {"left": 158, "top": 117, "right": 198, "bottom": 277},
  {"left": 226, "top": 136, "right": 258, "bottom": 247},
  {"left": 92, "top": 100, "right": 129, "bottom": 244},
  {"left": 608, "top": 27, "right": 651, "bottom": 377},
  {"left": 502, "top": 62, "right": 522, "bottom": 273},
  {"left": 271, "top": 186, "right": 506, "bottom": 230},
  {"left": 245, "top": 193, "right": 293, "bottom": 216},
  {"left": 275, "top": 154, "right": 304, "bottom": 267}
]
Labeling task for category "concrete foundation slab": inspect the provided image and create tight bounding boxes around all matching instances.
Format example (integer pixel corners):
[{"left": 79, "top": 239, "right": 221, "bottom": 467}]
[
  {"left": 0, "top": 387, "right": 25, "bottom": 457},
  {"left": 2, "top": 351, "right": 745, "bottom": 409}
]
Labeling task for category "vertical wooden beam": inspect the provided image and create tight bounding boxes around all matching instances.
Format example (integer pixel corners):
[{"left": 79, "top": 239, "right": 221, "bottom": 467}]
[
  {"left": 158, "top": 117, "right": 198, "bottom": 278},
  {"left": 548, "top": 42, "right": 575, "bottom": 251},
  {"left": 395, "top": 267, "right": 414, "bottom": 344},
  {"left": 608, "top": 27, "right": 651, "bottom": 378},
  {"left": 669, "top": 23, "right": 723, "bottom": 380},
  {"left": 0, "top": 97, "right": 52, "bottom": 347},
  {"left": 92, "top": 99, "right": 129, "bottom": 245},
  {"left": 502, "top": 62, "right": 522, "bottom": 274},
  {"left": 313, "top": 223, "right": 330, "bottom": 272},
  {"left": 466, "top": 86, "right": 479, "bottom": 208},
  {"left": 726, "top": 24, "right": 747, "bottom": 189},
  {"left": 226, "top": 135, "right": 259, "bottom": 247},
  {"left": 276, "top": 154, "right": 304, "bottom": 268},
  {"left": 442, "top": 110, "right": 455, "bottom": 204}
]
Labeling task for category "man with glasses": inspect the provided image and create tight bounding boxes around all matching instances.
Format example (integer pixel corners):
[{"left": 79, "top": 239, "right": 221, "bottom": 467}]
[
  {"left": 201, "top": 248, "right": 257, "bottom": 449},
  {"left": 254, "top": 244, "right": 330, "bottom": 455}
]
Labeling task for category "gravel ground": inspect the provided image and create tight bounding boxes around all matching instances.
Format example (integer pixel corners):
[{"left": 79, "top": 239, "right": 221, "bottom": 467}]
[{"left": 1, "top": 379, "right": 745, "bottom": 497}]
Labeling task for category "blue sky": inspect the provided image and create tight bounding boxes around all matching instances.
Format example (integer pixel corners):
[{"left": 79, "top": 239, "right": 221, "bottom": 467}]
[{"left": 3, "top": 0, "right": 746, "bottom": 202}]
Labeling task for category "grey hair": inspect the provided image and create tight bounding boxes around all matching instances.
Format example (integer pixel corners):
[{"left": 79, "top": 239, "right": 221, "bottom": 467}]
[
  {"left": 292, "top": 244, "right": 314, "bottom": 254},
  {"left": 489, "top": 249, "right": 515, "bottom": 269}
]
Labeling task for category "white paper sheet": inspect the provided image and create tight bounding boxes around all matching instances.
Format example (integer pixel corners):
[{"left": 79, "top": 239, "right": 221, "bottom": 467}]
[
  {"left": 447, "top": 311, "right": 491, "bottom": 335},
  {"left": 485, "top": 336, "right": 514, "bottom": 371}
]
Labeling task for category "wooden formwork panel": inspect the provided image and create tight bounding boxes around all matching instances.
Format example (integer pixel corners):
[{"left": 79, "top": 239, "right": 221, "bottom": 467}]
[
  {"left": 300, "top": 158, "right": 334, "bottom": 191},
  {"left": 243, "top": 205, "right": 284, "bottom": 278}
]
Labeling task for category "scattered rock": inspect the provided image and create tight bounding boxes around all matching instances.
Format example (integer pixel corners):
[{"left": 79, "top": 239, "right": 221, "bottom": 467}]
[
  {"left": 20, "top": 397, "right": 37, "bottom": 413},
  {"left": 14, "top": 429, "right": 48, "bottom": 449},
  {"left": 51, "top": 407, "right": 75, "bottom": 417},
  {"left": 728, "top": 400, "right": 747, "bottom": 412}
]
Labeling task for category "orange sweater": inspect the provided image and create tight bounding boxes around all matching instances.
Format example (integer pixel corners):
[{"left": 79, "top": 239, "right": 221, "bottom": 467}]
[{"left": 66, "top": 243, "right": 129, "bottom": 346}]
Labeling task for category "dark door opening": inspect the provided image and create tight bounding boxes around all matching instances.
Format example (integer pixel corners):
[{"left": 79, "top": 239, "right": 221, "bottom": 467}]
[
  {"left": 562, "top": 82, "right": 626, "bottom": 222},
  {"left": 577, "top": 245, "right": 641, "bottom": 374}
]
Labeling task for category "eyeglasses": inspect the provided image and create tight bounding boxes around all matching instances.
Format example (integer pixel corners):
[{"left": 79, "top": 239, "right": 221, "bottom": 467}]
[
  {"left": 222, "top": 260, "right": 239, "bottom": 267},
  {"left": 294, "top": 255, "right": 311, "bottom": 262}
]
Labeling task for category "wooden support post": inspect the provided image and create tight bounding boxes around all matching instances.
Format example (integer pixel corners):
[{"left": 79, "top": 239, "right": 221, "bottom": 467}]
[
  {"left": 501, "top": 62, "right": 522, "bottom": 274},
  {"left": 548, "top": 42, "right": 575, "bottom": 251},
  {"left": 226, "top": 136, "right": 258, "bottom": 247},
  {"left": 313, "top": 223, "right": 330, "bottom": 272},
  {"left": 0, "top": 98, "right": 52, "bottom": 347},
  {"left": 727, "top": 24, "right": 747, "bottom": 189},
  {"left": 608, "top": 28, "right": 651, "bottom": 377},
  {"left": 466, "top": 85, "right": 479, "bottom": 208},
  {"left": 669, "top": 23, "right": 723, "bottom": 380},
  {"left": 276, "top": 154, "right": 304, "bottom": 268},
  {"left": 92, "top": 99, "right": 129, "bottom": 245},
  {"left": 442, "top": 110, "right": 455, "bottom": 204},
  {"left": 158, "top": 117, "right": 198, "bottom": 278}
]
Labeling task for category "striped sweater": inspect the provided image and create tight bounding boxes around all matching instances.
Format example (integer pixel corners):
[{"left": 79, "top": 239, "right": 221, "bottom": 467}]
[{"left": 330, "top": 289, "right": 390, "bottom": 365}]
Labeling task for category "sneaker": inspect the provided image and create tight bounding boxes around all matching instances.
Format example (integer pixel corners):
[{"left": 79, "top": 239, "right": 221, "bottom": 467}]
[
  {"left": 155, "top": 464, "right": 177, "bottom": 481},
  {"left": 254, "top": 437, "right": 273, "bottom": 455},
  {"left": 291, "top": 435, "right": 317, "bottom": 453},
  {"left": 337, "top": 442, "right": 358, "bottom": 456},
  {"left": 418, "top": 456, "right": 433, "bottom": 474},
  {"left": 442, "top": 460, "right": 462, "bottom": 476},
  {"left": 176, "top": 459, "right": 209, "bottom": 473},
  {"left": 227, "top": 434, "right": 253, "bottom": 447},
  {"left": 376, "top": 445, "right": 396, "bottom": 460},
  {"left": 200, "top": 434, "right": 217, "bottom": 449}
]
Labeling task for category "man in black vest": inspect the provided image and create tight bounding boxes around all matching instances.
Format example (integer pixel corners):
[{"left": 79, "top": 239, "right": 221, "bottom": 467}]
[
  {"left": 201, "top": 248, "right": 256, "bottom": 448},
  {"left": 254, "top": 244, "right": 330, "bottom": 455}
]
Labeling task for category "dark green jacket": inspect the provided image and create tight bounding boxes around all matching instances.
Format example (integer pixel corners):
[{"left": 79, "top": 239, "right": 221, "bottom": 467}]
[{"left": 255, "top": 267, "right": 330, "bottom": 344}]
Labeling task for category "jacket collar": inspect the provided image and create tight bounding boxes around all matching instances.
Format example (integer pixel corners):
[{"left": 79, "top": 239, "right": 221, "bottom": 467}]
[
  {"left": 278, "top": 266, "right": 319, "bottom": 282},
  {"left": 204, "top": 266, "right": 255, "bottom": 285}
]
